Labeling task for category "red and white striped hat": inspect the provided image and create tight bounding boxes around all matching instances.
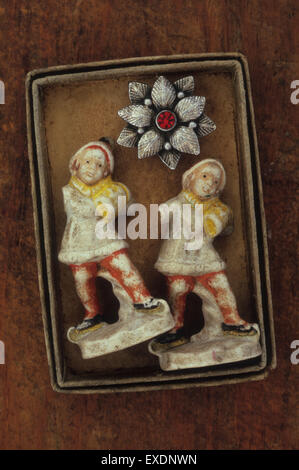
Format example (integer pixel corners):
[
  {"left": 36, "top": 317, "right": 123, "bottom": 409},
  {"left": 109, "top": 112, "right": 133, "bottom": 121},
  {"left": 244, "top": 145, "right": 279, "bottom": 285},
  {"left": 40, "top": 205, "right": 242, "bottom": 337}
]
[{"left": 69, "top": 140, "right": 114, "bottom": 174}]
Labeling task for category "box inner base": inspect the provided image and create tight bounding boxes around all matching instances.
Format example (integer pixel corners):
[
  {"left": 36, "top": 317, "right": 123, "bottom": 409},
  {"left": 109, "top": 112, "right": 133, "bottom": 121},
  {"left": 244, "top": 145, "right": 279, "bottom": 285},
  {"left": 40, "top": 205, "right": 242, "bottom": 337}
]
[{"left": 42, "top": 69, "right": 257, "bottom": 382}]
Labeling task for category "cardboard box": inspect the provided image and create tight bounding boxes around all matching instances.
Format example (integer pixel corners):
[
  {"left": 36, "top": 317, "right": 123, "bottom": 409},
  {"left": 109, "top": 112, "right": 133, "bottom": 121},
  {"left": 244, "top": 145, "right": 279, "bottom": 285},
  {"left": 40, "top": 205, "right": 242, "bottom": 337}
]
[{"left": 26, "top": 53, "right": 276, "bottom": 393}]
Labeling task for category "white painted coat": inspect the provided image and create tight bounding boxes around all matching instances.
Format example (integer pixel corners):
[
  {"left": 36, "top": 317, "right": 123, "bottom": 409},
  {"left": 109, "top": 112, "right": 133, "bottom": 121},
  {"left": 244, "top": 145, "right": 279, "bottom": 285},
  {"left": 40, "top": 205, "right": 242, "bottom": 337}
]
[
  {"left": 58, "top": 185, "right": 128, "bottom": 265},
  {"left": 155, "top": 192, "right": 230, "bottom": 276}
]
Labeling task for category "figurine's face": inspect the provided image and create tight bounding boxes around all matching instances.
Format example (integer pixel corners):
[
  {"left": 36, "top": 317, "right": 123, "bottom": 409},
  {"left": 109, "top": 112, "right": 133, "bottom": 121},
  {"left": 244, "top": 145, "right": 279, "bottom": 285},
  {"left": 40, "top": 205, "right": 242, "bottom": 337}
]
[
  {"left": 189, "top": 163, "right": 223, "bottom": 199},
  {"left": 75, "top": 150, "right": 108, "bottom": 185}
]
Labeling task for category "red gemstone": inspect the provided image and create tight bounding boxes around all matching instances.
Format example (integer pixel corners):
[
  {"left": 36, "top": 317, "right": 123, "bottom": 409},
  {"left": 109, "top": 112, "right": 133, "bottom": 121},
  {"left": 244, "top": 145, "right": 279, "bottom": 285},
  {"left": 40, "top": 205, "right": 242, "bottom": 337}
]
[{"left": 156, "top": 110, "right": 177, "bottom": 131}]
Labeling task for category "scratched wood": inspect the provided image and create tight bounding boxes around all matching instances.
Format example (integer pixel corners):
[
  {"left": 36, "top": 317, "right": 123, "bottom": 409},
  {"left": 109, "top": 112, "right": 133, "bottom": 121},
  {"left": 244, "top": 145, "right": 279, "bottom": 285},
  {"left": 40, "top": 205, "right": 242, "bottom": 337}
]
[{"left": 0, "top": 0, "right": 298, "bottom": 450}]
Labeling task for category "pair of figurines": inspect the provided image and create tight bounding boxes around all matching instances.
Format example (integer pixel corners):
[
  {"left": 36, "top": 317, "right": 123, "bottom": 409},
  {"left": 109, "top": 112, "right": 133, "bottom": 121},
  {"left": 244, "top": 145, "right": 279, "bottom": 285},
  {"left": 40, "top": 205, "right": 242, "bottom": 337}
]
[{"left": 58, "top": 139, "right": 261, "bottom": 370}]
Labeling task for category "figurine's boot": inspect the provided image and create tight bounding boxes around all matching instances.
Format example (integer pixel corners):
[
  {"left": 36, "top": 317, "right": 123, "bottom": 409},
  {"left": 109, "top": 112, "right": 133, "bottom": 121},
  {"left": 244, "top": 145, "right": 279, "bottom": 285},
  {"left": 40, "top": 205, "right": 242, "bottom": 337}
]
[
  {"left": 101, "top": 249, "right": 162, "bottom": 313},
  {"left": 221, "top": 323, "right": 258, "bottom": 336},
  {"left": 151, "top": 275, "right": 193, "bottom": 352},
  {"left": 73, "top": 314, "right": 104, "bottom": 332},
  {"left": 133, "top": 297, "right": 161, "bottom": 312},
  {"left": 151, "top": 327, "right": 189, "bottom": 353},
  {"left": 69, "top": 262, "right": 105, "bottom": 340},
  {"left": 195, "top": 271, "right": 258, "bottom": 337},
  {"left": 68, "top": 315, "right": 106, "bottom": 342}
]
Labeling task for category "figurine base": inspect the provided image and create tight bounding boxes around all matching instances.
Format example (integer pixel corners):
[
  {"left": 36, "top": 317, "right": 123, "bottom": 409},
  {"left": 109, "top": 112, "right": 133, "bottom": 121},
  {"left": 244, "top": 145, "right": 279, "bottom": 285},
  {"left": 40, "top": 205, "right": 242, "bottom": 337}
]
[
  {"left": 149, "top": 327, "right": 262, "bottom": 371},
  {"left": 68, "top": 299, "right": 174, "bottom": 359}
]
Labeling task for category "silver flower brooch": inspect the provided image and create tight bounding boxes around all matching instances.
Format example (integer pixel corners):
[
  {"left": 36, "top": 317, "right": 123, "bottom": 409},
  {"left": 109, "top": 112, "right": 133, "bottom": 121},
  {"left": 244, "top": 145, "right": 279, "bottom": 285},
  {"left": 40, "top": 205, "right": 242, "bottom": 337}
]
[{"left": 117, "top": 75, "right": 216, "bottom": 170}]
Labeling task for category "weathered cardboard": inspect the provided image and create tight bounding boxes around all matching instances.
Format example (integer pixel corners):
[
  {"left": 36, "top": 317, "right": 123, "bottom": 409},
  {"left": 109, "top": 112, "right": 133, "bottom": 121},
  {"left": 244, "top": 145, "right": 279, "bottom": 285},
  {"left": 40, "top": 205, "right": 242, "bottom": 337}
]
[{"left": 26, "top": 53, "right": 276, "bottom": 393}]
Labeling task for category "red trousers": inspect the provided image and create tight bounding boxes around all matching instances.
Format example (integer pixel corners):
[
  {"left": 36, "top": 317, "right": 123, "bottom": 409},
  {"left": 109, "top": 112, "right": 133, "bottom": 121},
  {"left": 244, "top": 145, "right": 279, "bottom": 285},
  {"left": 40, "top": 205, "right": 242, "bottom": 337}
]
[
  {"left": 70, "top": 249, "right": 151, "bottom": 319},
  {"left": 166, "top": 270, "right": 247, "bottom": 330}
]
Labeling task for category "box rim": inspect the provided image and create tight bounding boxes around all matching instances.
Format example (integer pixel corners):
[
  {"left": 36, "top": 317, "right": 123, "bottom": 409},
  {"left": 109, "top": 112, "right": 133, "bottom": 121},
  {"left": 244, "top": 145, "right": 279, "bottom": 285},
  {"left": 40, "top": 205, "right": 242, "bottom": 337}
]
[{"left": 26, "top": 52, "right": 275, "bottom": 393}]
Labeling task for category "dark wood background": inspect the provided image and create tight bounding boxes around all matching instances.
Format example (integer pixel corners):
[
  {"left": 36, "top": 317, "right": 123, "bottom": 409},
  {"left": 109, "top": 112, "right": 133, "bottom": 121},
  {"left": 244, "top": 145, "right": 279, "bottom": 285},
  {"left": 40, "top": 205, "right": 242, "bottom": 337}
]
[{"left": 0, "top": 0, "right": 298, "bottom": 450}]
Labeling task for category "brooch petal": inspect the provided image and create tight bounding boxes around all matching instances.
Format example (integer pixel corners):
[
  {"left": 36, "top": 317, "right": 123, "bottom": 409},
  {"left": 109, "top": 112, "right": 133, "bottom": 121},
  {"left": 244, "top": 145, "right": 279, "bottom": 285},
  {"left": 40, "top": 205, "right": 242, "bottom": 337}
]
[
  {"left": 196, "top": 114, "right": 217, "bottom": 137},
  {"left": 175, "top": 96, "right": 206, "bottom": 122},
  {"left": 170, "top": 127, "right": 200, "bottom": 155},
  {"left": 129, "top": 82, "right": 151, "bottom": 104},
  {"left": 159, "top": 149, "right": 181, "bottom": 170},
  {"left": 174, "top": 76, "right": 194, "bottom": 95},
  {"left": 118, "top": 105, "right": 154, "bottom": 127},
  {"left": 151, "top": 76, "right": 176, "bottom": 109},
  {"left": 117, "top": 126, "right": 139, "bottom": 147},
  {"left": 138, "top": 129, "right": 164, "bottom": 159}
]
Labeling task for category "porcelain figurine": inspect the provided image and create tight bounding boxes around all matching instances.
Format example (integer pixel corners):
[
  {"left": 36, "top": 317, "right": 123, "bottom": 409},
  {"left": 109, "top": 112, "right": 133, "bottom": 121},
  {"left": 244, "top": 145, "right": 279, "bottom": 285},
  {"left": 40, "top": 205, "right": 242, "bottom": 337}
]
[
  {"left": 149, "top": 158, "right": 262, "bottom": 370},
  {"left": 58, "top": 139, "right": 173, "bottom": 359}
]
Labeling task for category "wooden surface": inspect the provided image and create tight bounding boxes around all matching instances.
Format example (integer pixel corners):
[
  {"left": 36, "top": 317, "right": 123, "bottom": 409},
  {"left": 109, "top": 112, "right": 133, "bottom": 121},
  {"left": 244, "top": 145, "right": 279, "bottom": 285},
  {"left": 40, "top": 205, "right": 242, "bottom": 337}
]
[{"left": 0, "top": 0, "right": 298, "bottom": 450}]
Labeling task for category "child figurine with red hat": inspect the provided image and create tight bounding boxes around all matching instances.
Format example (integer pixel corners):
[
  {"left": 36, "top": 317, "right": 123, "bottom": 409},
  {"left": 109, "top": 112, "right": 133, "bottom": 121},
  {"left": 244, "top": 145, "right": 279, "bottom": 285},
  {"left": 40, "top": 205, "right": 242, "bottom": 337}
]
[{"left": 59, "top": 138, "right": 167, "bottom": 344}]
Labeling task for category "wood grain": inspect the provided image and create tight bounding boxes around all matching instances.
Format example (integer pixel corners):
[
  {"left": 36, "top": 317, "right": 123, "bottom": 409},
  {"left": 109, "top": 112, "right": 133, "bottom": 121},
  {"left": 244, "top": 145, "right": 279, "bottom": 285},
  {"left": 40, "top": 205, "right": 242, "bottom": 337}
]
[{"left": 0, "top": 0, "right": 298, "bottom": 450}]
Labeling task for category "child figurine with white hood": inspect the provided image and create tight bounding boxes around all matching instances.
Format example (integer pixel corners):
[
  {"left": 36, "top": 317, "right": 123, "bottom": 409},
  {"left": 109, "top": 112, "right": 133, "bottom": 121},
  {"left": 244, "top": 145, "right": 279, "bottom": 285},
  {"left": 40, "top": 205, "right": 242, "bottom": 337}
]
[{"left": 150, "top": 158, "right": 261, "bottom": 370}]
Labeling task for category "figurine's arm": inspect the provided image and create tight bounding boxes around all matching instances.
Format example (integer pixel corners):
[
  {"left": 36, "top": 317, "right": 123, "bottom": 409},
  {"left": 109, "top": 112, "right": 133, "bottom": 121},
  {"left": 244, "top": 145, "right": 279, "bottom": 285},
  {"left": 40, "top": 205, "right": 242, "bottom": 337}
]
[
  {"left": 62, "top": 186, "right": 92, "bottom": 219},
  {"left": 62, "top": 185, "right": 74, "bottom": 216},
  {"left": 220, "top": 207, "right": 234, "bottom": 236},
  {"left": 204, "top": 202, "right": 232, "bottom": 238},
  {"left": 95, "top": 182, "right": 132, "bottom": 218},
  {"left": 116, "top": 182, "right": 133, "bottom": 207}
]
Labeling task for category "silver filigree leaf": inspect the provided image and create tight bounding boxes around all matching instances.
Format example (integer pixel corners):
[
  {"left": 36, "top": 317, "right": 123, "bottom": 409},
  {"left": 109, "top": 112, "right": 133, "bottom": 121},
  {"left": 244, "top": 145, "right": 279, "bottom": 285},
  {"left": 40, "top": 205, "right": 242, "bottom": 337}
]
[
  {"left": 175, "top": 96, "right": 206, "bottom": 122},
  {"left": 151, "top": 76, "right": 176, "bottom": 109},
  {"left": 129, "top": 82, "right": 151, "bottom": 104},
  {"left": 159, "top": 149, "right": 181, "bottom": 170},
  {"left": 196, "top": 114, "right": 216, "bottom": 137},
  {"left": 118, "top": 105, "right": 154, "bottom": 127},
  {"left": 117, "top": 126, "right": 139, "bottom": 147},
  {"left": 138, "top": 129, "right": 164, "bottom": 159},
  {"left": 174, "top": 76, "right": 194, "bottom": 94},
  {"left": 170, "top": 126, "right": 200, "bottom": 155}
]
